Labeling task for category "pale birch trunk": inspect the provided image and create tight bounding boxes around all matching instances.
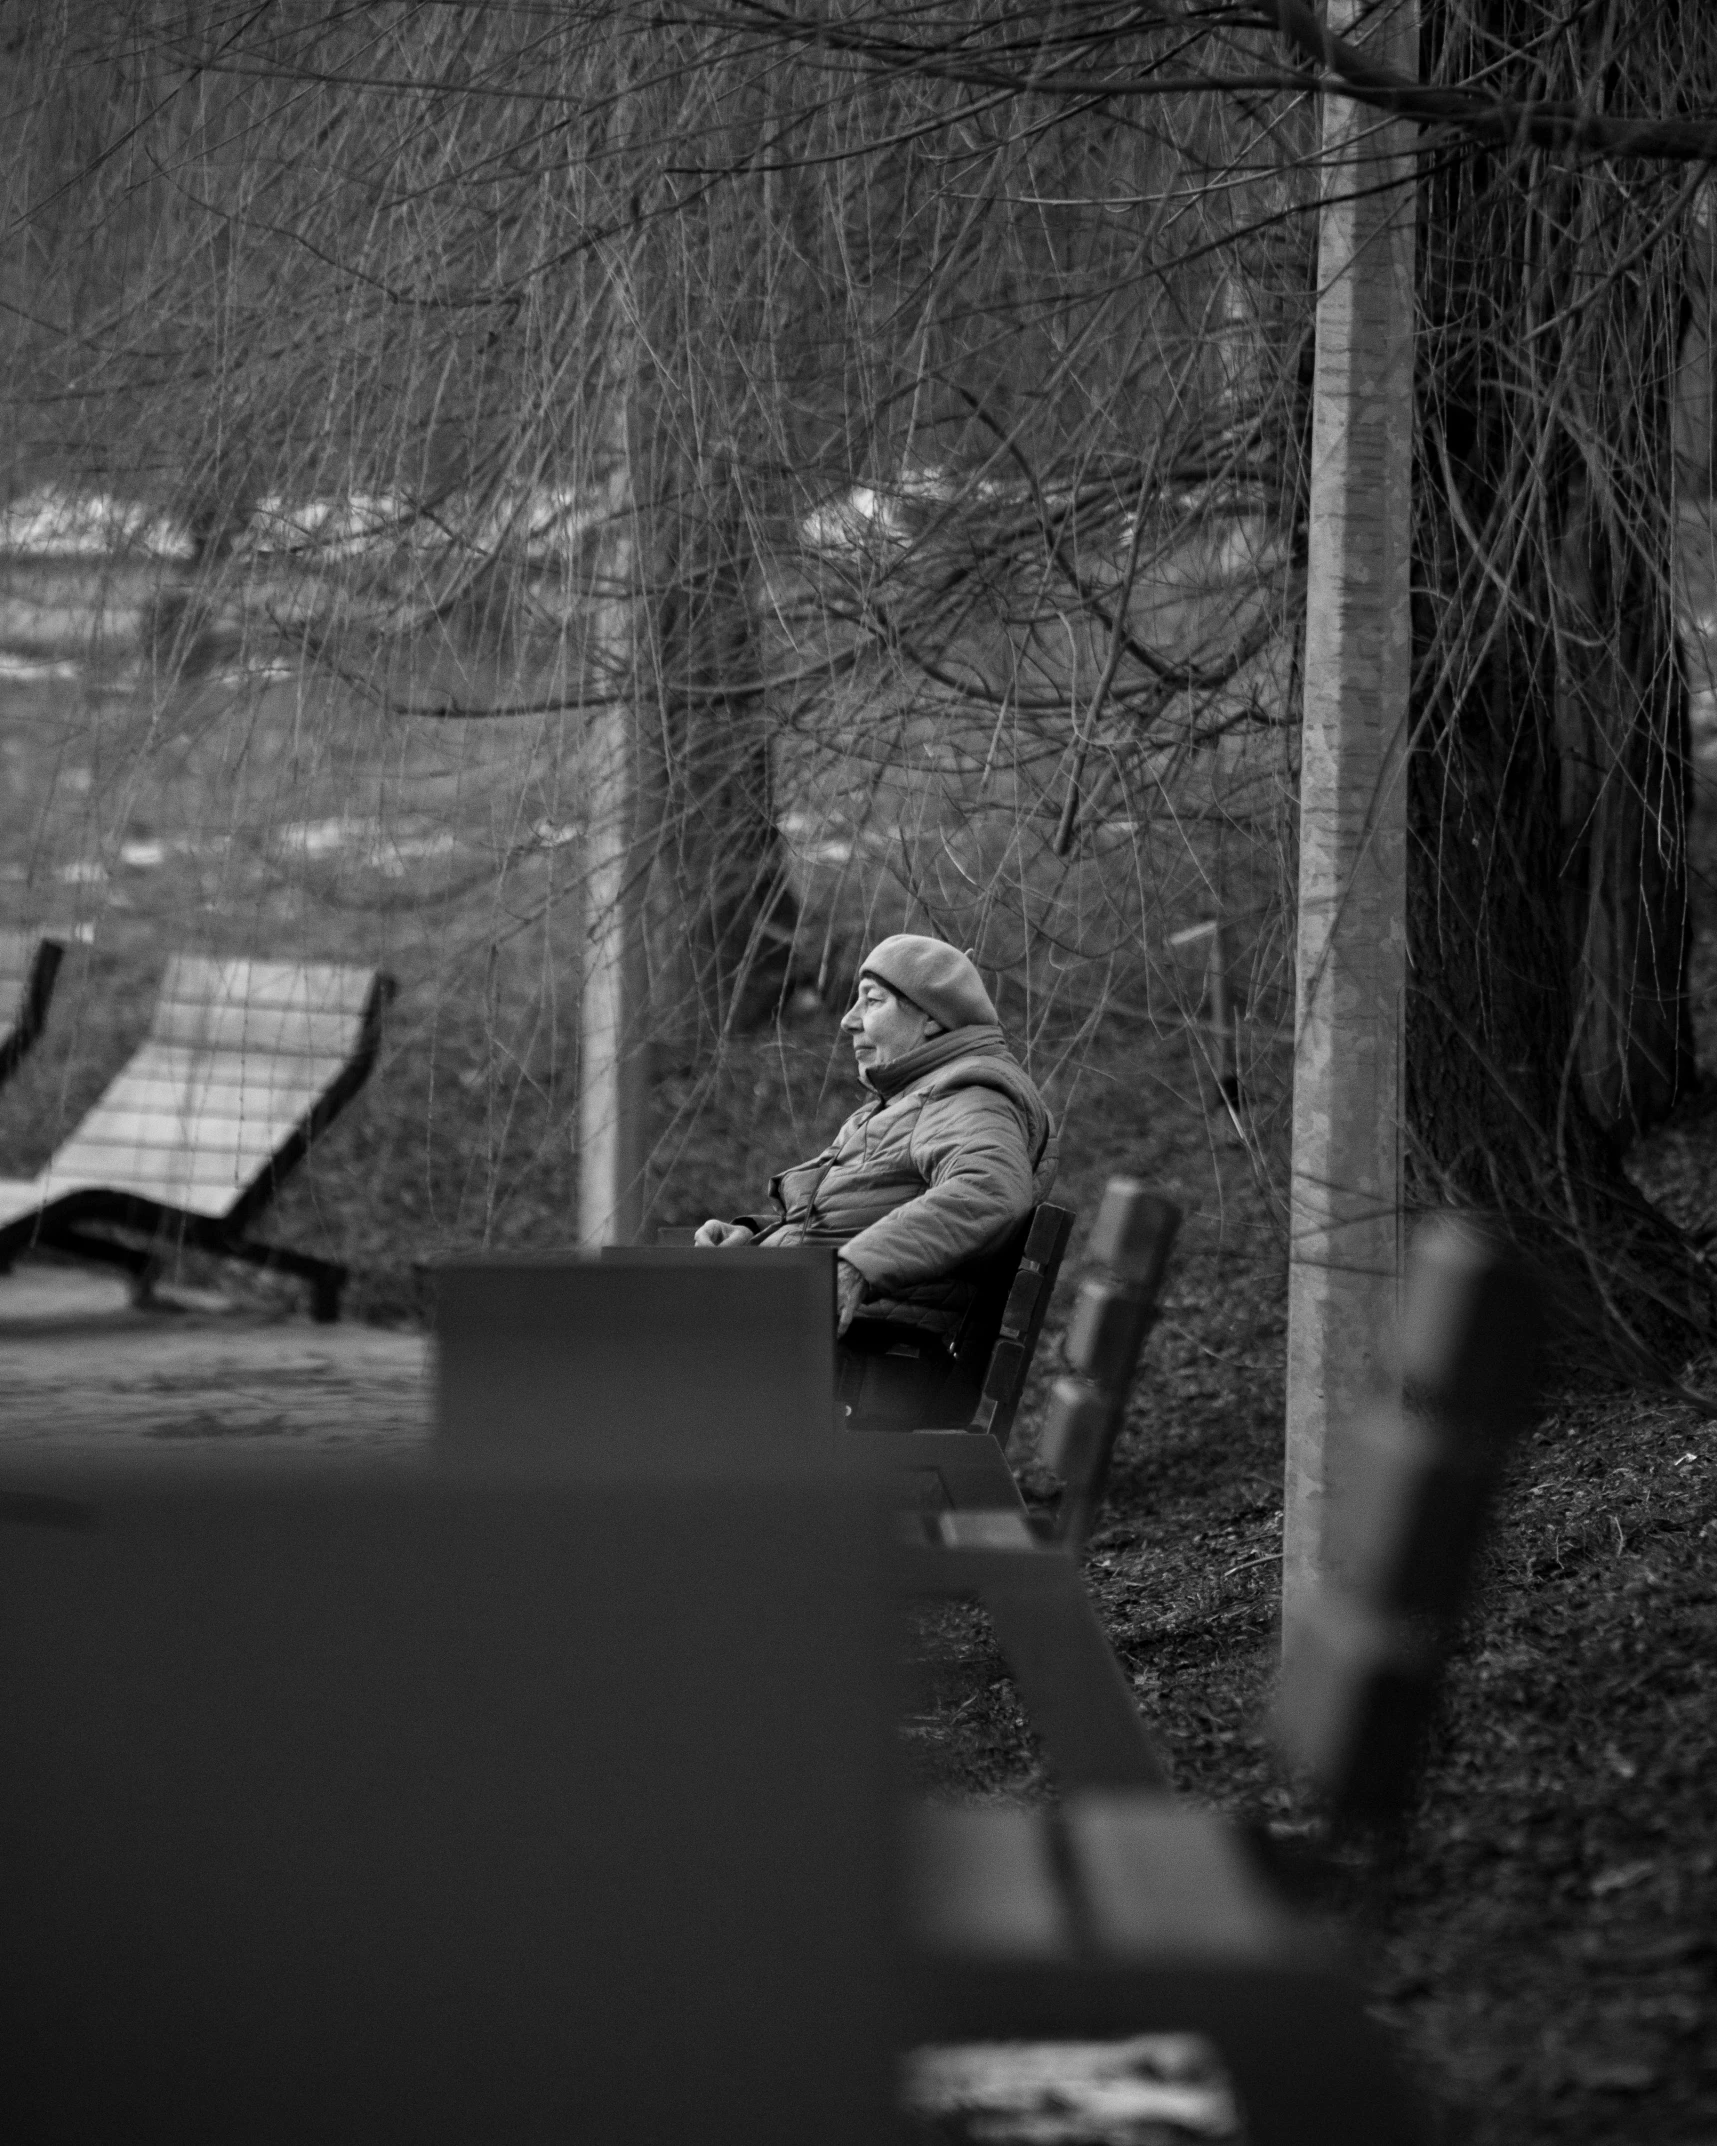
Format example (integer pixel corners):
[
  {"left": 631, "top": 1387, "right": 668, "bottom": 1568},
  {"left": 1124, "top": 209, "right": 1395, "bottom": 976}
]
[
  {"left": 1283, "top": 1, "right": 1418, "bottom": 1633},
  {"left": 577, "top": 464, "right": 651, "bottom": 1249}
]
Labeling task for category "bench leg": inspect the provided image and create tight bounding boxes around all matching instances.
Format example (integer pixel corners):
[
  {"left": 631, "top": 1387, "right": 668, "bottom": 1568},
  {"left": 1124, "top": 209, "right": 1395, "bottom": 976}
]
[
  {"left": 36, "top": 1221, "right": 344, "bottom": 1321},
  {"left": 41, "top": 1226, "right": 162, "bottom": 1296},
  {"left": 219, "top": 1236, "right": 347, "bottom": 1322}
]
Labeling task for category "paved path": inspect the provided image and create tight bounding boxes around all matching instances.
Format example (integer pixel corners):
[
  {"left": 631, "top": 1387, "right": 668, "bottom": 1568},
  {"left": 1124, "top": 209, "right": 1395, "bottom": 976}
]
[{"left": 0, "top": 1262, "right": 429, "bottom": 1455}]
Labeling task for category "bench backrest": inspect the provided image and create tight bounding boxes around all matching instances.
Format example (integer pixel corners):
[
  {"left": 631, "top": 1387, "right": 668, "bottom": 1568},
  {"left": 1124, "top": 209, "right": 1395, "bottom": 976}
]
[
  {"left": 1271, "top": 1216, "right": 1541, "bottom": 1826},
  {"left": 435, "top": 1247, "right": 836, "bottom": 1449},
  {"left": 42, "top": 956, "right": 392, "bottom": 1223},
  {"left": 0, "top": 930, "right": 62, "bottom": 1083},
  {"left": 0, "top": 1456, "right": 890, "bottom": 2143},
  {"left": 1036, "top": 1179, "right": 1182, "bottom": 1547},
  {"left": 964, "top": 1200, "right": 1077, "bottom": 1443}
]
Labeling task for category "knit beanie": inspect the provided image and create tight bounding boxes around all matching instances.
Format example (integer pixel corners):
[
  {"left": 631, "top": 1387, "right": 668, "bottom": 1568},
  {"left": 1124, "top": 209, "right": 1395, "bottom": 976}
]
[{"left": 858, "top": 934, "right": 997, "bottom": 1031}]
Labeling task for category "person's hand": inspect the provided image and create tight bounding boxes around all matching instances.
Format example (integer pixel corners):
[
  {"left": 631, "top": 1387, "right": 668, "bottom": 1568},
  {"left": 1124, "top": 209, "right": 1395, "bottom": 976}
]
[
  {"left": 694, "top": 1219, "right": 757, "bottom": 1248},
  {"left": 835, "top": 1257, "right": 867, "bottom": 1335}
]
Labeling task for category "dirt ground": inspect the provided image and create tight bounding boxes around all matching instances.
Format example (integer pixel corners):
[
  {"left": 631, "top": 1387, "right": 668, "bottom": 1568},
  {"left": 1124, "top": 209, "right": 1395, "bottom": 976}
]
[{"left": 0, "top": 1264, "right": 428, "bottom": 1451}]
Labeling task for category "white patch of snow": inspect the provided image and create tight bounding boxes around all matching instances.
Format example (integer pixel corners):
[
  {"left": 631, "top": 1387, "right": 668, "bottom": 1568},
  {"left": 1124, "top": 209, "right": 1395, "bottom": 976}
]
[
  {"left": 903, "top": 2035, "right": 1238, "bottom": 2142},
  {"left": 0, "top": 488, "right": 193, "bottom": 560},
  {"left": 278, "top": 817, "right": 369, "bottom": 858},
  {"left": 800, "top": 485, "right": 910, "bottom": 555},
  {"left": 276, "top": 818, "right": 457, "bottom": 873},
  {"left": 0, "top": 654, "right": 81, "bottom": 681},
  {"left": 244, "top": 493, "right": 413, "bottom": 560}
]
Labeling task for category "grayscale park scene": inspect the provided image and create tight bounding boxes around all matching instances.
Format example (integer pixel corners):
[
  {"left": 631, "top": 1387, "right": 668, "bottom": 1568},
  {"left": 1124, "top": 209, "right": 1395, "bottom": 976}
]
[{"left": 1, "top": 6, "right": 1714, "bottom": 2142}]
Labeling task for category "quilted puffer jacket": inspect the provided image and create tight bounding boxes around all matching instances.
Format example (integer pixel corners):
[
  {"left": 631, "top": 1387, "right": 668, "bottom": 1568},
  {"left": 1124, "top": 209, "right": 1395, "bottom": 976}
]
[{"left": 745, "top": 1024, "right": 1058, "bottom": 1333}]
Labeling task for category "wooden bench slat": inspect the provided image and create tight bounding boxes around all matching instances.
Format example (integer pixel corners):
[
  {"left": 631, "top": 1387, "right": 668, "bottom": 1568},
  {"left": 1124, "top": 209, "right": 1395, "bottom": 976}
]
[
  {"left": 45, "top": 1159, "right": 276, "bottom": 1202},
  {"left": 847, "top": 1431, "right": 1023, "bottom": 1515},
  {"left": 966, "top": 1202, "right": 1075, "bottom": 1443},
  {"left": 906, "top": 1802, "right": 1074, "bottom": 1958},
  {"left": 897, "top": 1539, "right": 1171, "bottom": 1791},
  {"left": 909, "top": 1803, "right": 1435, "bottom": 2146},
  {"left": 1066, "top": 1797, "right": 1291, "bottom": 1961},
  {"left": 150, "top": 1004, "right": 372, "bottom": 1056},
  {"left": 935, "top": 1509, "right": 1035, "bottom": 1549},
  {"left": 1039, "top": 1181, "right": 1182, "bottom": 1549},
  {"left": 1272, "top": 1217, "right": 1543, "bottom": 1825},
  {"left": 52, "top": 1120, "right": 295, "bottom": 1164},
  {"left": 1083, "top": 1182, "right": 1182, "bottom": 1289},
  {"left": 0, "top": 929, "right": 35, "bottom": 998},
  {"left": 157, "top": 955, "right": 379, "bottom": 1014},
  {"left": 64, "top": 1082, "right": 320, "bottom": 1126},
  {"left": 1061, "top": 1276, "right": 1151, "bottom": 1389}
]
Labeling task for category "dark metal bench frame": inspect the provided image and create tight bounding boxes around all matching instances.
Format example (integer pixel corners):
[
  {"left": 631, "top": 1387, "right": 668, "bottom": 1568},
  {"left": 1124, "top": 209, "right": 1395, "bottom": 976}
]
[{"left": 0, "top": 933, "right": 63, "bottom": 1087}]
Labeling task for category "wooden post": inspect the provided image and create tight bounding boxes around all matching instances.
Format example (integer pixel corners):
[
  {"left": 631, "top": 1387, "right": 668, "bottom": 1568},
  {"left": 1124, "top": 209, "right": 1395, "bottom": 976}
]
[
  {"left": 578, "top": 481, "right": 649, "bottom": 1249},
  {"left": 1283, "top": 3, "right": 1418, "bottom": 1634}
]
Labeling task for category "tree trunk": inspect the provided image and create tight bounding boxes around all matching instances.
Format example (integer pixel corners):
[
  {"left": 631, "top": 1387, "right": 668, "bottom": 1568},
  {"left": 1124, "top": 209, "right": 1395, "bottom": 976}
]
[
  {"left": 1555, "top": 469, "right": 1693, "bottom": 1139},
  {"left": 1409, "top": 0, "right": 1704, "bottom": 1355},
  {"left": 1284, "top": 0, "right": 1417, "bottom": 1626},
  {"left": 578, "top": 463, "right": 652, "bottom": 1250},
  {"left": 639, "top": 454, "right": 800, "bottom": 1054}
]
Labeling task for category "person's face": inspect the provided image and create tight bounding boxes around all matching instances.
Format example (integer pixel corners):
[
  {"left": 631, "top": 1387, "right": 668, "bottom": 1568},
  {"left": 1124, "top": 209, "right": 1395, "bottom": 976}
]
[{"left": 841, "top": 977, "right": 939, "bottom": 1070}]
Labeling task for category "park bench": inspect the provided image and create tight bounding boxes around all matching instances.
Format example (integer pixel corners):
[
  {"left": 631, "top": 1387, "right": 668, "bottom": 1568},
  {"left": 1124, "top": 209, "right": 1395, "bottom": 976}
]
[
  {"left": 4, "top": 1235, "right": 1501, "bottom": 2141},
  {"left": 661, "top": 1198, "right": 1077, "bottom": 1439},
  {"left": 885, "top": 1181, "right": 1182, "bottom": 1791},
  {"left": 435, "top": 1231, "right": 1173, "bottom": 1795},
  {"left": 435, "top": 1244, "right": 836, "bottom": 1449},
  {"left": 898, "top": 1505, "right": 1173, "bottom": 1791},
  {"left": 0, "top": 1447, "right": 892, "bottom": 2143},
  {"left": 904, "top": 1211, "right": 1541, "bottom": 2146},
  {"left": 906, "top": 1791, "right": 1433, "bottom": 2146},
  {"left": 0, "top": 1437, "right": 1435, "bottom": 2146},
  {"left": 0, "top": 955, "right": 393, "bottom": 1320},
  {"left": 1273, "top": 1213, "right": 1542, "bottom": 1826},
  {"left": 848, "top": 1196, "right": 1077, "bottom": 1434},
  {"left": 0, "top": 930, "right": 62, "bottom": 1087},
  {"left": 874, "top": 1178, "right": 1180, "bottom": 1539},
  {"left": 841, "top": 1198, "right": 1073, "bottom": 1512},
  {"left": 437, "top": 1191, "right": 1176, "bottom": 1792}
]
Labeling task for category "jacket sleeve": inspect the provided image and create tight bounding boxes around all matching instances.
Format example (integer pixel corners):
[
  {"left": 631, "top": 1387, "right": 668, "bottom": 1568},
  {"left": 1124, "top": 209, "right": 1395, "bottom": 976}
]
[{"left": 837, "top": 1086, "right": 1035, "bottom": 1294}]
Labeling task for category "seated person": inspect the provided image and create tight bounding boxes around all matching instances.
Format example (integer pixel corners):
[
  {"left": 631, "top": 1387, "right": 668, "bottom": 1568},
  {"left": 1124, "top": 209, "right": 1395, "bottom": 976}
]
[{"left": 696, "top": 934, "right": 1057, "bottom": 1425}]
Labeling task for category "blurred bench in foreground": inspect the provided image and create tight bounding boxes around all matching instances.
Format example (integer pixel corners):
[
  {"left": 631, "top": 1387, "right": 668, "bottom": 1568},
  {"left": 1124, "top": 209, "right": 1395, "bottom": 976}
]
[{"left": 0, "top": 1452, "right": 891, "bottom": 2145}]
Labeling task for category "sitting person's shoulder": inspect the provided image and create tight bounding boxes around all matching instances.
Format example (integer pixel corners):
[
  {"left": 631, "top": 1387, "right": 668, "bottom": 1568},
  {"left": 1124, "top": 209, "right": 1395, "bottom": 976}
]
[
  {"left": 914, "top": 1052, "right": 1052, "bottom": 1161},
  {"left": 915, "top": 1047, "right": 1046, "bottom": 1115}
]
